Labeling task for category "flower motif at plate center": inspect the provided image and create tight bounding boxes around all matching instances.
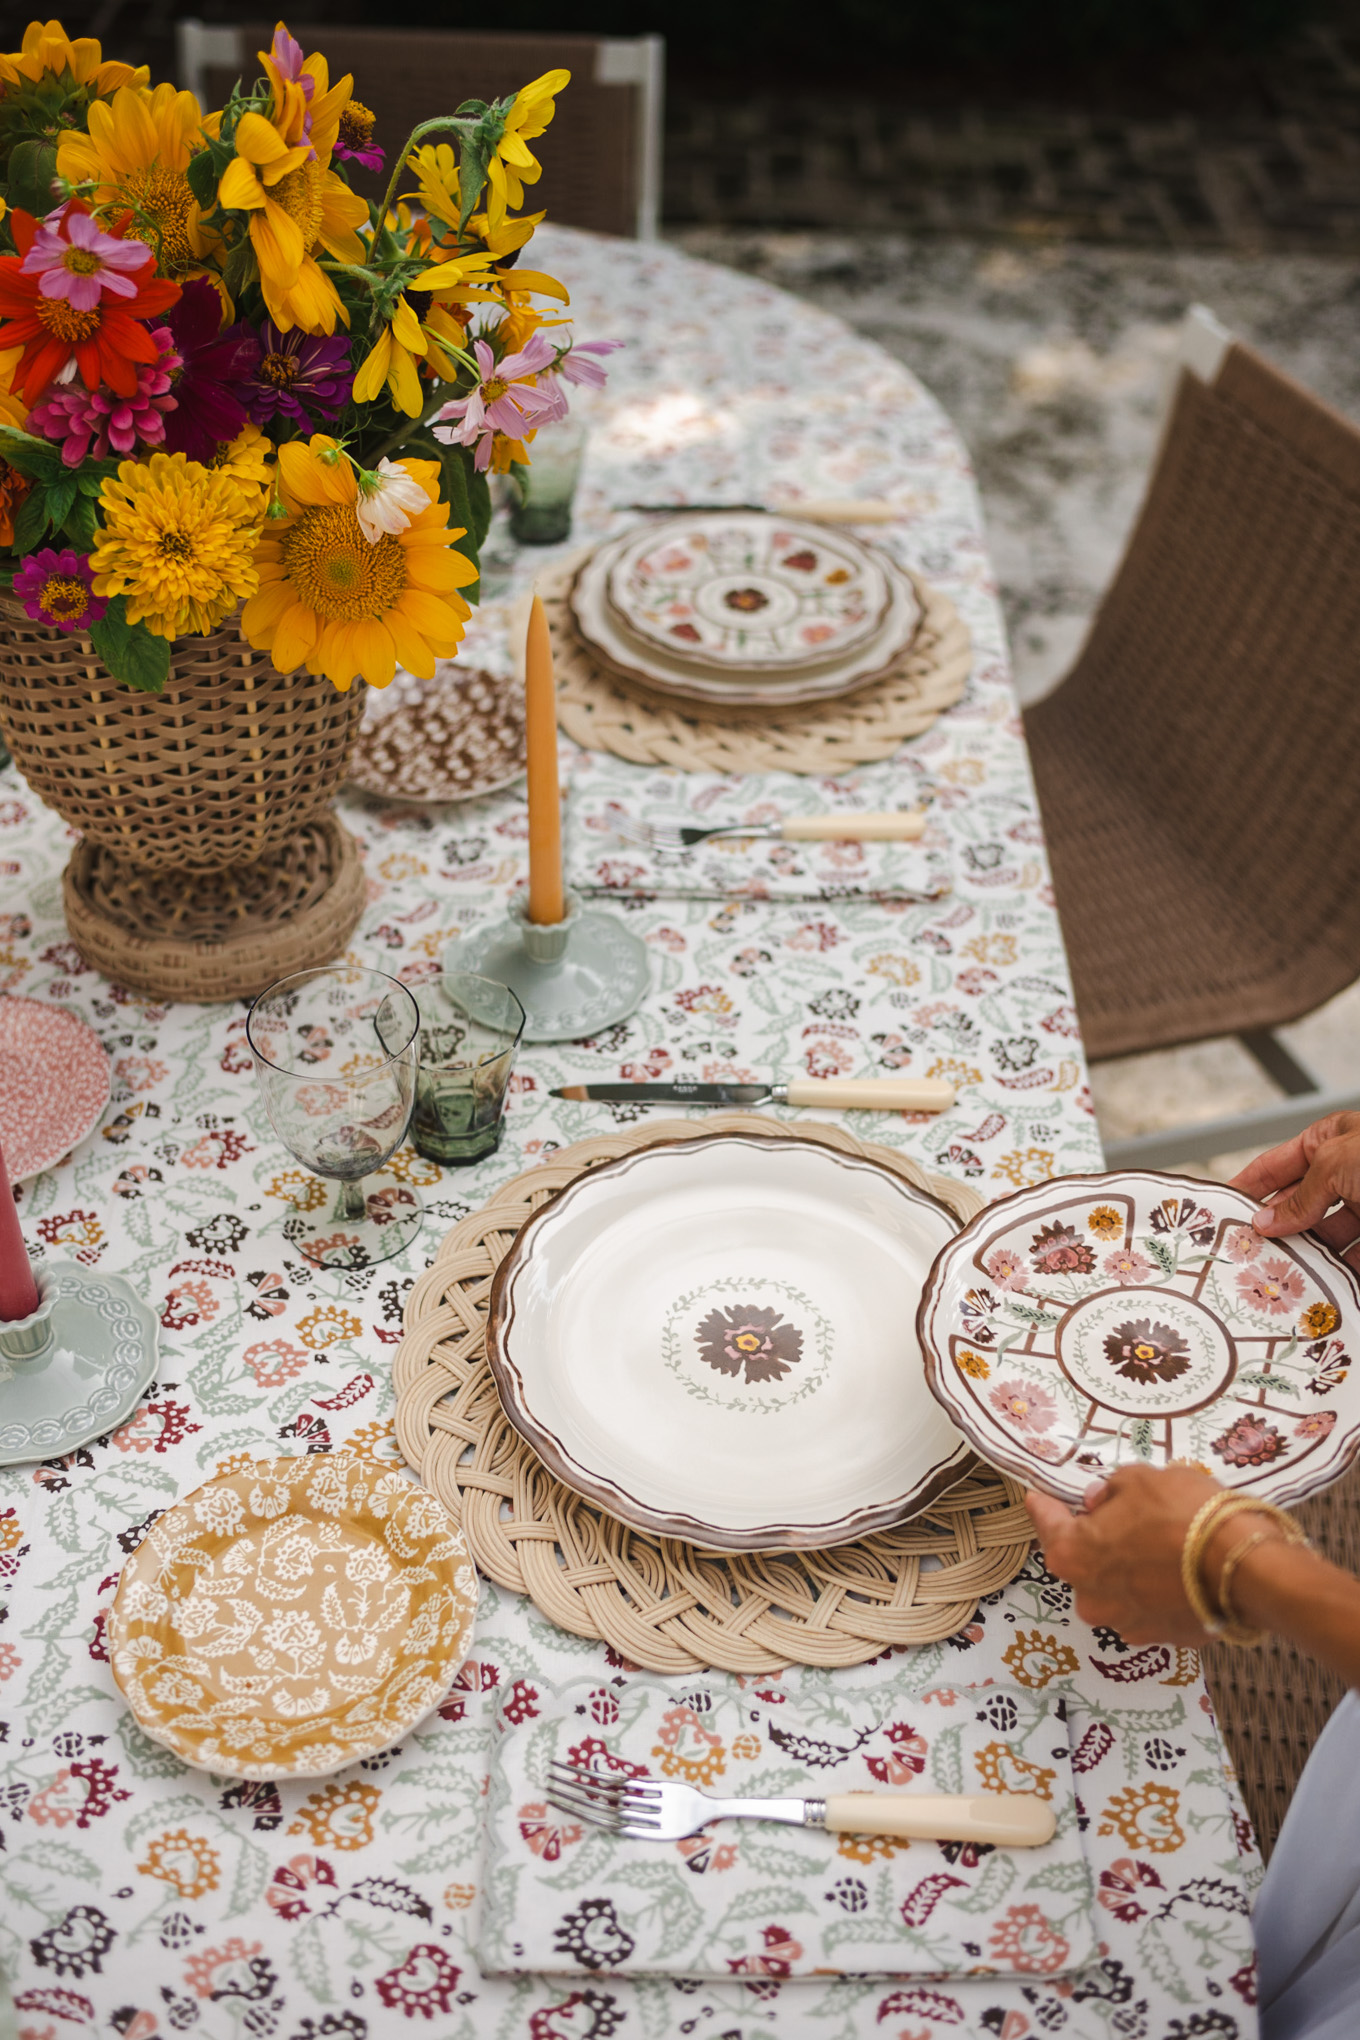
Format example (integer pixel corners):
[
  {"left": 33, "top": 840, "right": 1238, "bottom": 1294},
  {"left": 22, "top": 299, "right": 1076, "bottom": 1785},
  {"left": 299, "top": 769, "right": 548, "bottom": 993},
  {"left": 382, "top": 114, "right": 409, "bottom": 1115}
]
[
  {"left": 695, "top": 1303, "right": 803, "bottom": 1384},
  {"left": 662, "top": 1277, "right": 833, "bottom": 1413},
  {"left": 1056, "top": 1287, "right": 1235, "bottom": 1418}
]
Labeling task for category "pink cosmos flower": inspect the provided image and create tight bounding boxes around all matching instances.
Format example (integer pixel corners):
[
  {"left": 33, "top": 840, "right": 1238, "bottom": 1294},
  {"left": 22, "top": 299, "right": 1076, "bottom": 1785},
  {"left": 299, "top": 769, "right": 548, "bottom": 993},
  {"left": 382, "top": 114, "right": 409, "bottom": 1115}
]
[
  {"left": 984, "top": 1247, "right": 1030, "bottom": 1293},
  {"left": 1238, "top": 1257, "right": 1306, "bottom": 1316},
  {"left": 21, "top": 205, "right": 153, "bottom": 312},
  {"left": 1104, "top": 1245, "right": 1155, "bottom": 1284},
  {"left": 29, "top": 324, "right": 179, "bottom": 462},
  {"left": 434, "top": 333, "right": 563, "bottom": 471},
  {"left": 559, "top": 337, "right": 623, "bottom": 388}
]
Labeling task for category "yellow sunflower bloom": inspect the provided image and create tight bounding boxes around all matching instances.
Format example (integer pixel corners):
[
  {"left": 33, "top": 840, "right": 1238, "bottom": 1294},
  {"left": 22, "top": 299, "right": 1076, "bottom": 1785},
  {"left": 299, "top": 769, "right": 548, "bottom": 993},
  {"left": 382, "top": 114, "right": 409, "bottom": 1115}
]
[
  {"left": 484, "top": 69, "right": 569, "bottom": 230},
  {"left": 0, "top": 19, "right": 145, "bottom": 93},
  {"left": 241, "top": 435, "right": 477, "bottom": 691},
  {"left": 90, "top": 452, "right": 262, "bottom": 640},
  {"left": 401, "top": 145, "right": 550, "bottom": 266},
  {"left": 57, "top": 82, "right": 212, "bottom": 279},
  {"left": 354, "top": 284, "right": 481, "bottom": 417},
  {"left": 218, "top": 110, "right": 367, "bottom": 334}
]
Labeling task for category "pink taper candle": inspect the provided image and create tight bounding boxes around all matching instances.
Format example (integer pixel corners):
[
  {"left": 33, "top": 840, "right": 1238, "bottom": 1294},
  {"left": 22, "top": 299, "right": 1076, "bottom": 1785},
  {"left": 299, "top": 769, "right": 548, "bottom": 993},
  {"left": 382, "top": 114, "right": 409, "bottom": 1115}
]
[
  {"left": 524, "top": 595, "right": 565, "bottom": 926},
  {"left": 0, "top": 1138, "right": 38, "bottom": 1322}
]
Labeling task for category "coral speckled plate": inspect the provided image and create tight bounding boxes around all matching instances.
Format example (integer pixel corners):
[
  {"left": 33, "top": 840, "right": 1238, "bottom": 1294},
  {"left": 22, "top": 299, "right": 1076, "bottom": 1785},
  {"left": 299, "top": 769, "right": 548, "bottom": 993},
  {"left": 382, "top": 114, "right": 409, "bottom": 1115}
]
[
  {"left": 109, "top": 1457, "right": 478, "bottom": 1779},
  {"left": 0, "top": 995, "right": 109, "bottom": 1180},
  {"left": 917, "top": 1170, "right": 1360, "bottom": 1506}
]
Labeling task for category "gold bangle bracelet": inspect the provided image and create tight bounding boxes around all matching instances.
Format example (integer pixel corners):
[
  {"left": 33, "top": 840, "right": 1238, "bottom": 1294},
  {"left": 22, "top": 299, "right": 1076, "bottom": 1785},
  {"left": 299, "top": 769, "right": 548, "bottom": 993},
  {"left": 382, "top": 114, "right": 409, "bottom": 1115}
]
[
  {"left": 1181, "top": 1494, "right": 1311, "bottom": 1647},
  {"left": 1214, "top": 1529, "right": 1275, "bottom": 1646}
]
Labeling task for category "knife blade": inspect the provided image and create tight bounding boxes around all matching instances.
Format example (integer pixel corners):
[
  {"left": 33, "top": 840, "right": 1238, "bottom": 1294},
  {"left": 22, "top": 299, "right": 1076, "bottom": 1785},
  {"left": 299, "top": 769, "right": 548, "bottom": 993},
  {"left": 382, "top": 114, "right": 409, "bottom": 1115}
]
[{"left": 550, "top": 1077, "right": 955, "bottom": 1112}]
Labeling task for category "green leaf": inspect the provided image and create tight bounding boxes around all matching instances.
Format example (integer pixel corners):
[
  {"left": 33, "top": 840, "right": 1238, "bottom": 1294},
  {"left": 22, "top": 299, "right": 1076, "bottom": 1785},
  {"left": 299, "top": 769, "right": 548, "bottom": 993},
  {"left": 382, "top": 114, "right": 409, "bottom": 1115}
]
[
  {"left": 436, "top": 442, "right": 484, "bottom": 596},
  {"left": 185, "top": 146, "right": 219, "bottom": 210},
  {"left": 90, "top": 599, "right": 171, "bottom": 694},
  {"left": 61, "top": 496, "right": 98, "bottom": 550},
  {"left": 12, "top": 487, "right": 51, "bottom": 552},
  {"left": 6, "top": 138, "right": 59, "bottom": 217},
  {"left": 0, "top": 427, "right": 64, "bottom": 481},
  {"left": 44, "top": 477, "right": 77, "bottom": 530}
]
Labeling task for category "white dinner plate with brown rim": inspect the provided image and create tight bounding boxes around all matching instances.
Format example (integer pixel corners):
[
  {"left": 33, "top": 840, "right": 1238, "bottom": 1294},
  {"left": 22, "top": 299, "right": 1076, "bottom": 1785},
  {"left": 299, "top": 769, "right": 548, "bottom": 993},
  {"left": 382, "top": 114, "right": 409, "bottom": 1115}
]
[
  {"left": 604, "top": 512, "right": 892, "bottom": 670},
  {"left": 569, "top": 533, "right": 921, "bottom": 712},
  {"left": 486, "top": 1132, "right": 971, "bottom": 1549},
  {"left": 917, "top": 1169, "right": 1360, "bottom": 1506}
]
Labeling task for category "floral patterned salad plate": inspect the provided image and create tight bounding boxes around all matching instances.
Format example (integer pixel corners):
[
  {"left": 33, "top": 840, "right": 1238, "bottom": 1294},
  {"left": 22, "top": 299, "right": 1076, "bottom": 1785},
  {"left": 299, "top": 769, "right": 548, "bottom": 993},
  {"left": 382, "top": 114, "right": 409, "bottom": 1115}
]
[
  {"left": 348, "top": 664, "right": 526, "bottom": 805},
  {"left": 606, "top": 513, "right": 892, "bottom": 669},
  {"left": 0, "top": 995, "right": 110, "bottom": 1180},
  {"left": 109, "top": 1456, "right": 479, "bottom": 1779},
  {"left": 486, "top": 1132, "right": 971, "bottom": 1549},
  {"left": 917, "top": 1170, "right": 1360, "bottom": 1505}
]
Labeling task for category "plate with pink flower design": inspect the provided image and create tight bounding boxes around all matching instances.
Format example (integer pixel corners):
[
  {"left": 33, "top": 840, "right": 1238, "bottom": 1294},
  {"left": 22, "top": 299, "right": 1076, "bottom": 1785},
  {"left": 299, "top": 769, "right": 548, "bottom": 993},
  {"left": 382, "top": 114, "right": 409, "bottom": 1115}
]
[
  {"left": 916, "top": 1170, "right": 1360, "bottom": 1506},
  {"left": 486, "top": 1131, "right": 973, "bottom": 1548}
]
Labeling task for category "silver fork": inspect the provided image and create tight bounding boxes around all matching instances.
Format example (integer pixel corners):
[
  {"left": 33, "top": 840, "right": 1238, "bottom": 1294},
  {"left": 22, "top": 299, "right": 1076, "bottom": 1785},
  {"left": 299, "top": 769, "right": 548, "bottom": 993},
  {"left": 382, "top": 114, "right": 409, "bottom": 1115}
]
[
  {"left": 547, "top": 1759, "right": 1055, "bottom": 1846},
  {"left": 602, "top": 805, "right": 926, "bottom": 854}
]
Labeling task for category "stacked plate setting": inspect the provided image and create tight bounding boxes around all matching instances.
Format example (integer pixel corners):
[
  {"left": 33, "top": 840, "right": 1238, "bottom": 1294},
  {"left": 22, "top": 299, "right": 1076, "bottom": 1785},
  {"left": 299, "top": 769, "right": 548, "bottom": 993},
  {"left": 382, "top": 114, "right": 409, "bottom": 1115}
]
[{"left": 570, "top": 512, "right": 922, "bottom": 711}]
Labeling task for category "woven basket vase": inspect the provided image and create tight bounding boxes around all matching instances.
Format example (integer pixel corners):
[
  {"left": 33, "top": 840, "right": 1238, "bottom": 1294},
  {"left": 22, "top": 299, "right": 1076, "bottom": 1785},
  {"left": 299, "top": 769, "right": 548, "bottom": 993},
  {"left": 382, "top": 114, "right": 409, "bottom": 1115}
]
[{"left": 0, "top": 598, "right": 368, "bottom": 1000}]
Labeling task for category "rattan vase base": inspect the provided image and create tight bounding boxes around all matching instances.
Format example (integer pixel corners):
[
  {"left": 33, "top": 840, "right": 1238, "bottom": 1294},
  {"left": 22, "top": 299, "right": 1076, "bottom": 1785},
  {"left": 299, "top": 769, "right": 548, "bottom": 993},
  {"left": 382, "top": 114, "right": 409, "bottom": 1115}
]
[{"left": 62, "top": 814, "right": 367, "bottom": 1003}]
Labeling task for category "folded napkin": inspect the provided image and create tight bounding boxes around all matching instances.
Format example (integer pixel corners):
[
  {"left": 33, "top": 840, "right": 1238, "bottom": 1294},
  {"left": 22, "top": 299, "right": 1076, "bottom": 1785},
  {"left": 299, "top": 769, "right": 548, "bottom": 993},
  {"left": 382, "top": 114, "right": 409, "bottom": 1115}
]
[
  {"left": 478, "top": 1677, "right": 1098, "bottom": 1981},
  {"left": 566, "top": 758, "right": 949, "bottom": 903}
]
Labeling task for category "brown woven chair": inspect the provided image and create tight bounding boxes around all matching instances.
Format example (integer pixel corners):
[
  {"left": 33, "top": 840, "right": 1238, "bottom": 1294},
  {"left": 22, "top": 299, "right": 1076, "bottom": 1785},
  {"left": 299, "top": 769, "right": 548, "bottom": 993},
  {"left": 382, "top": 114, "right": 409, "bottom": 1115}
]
[
  {"left": 1025, "top": 312, "right": 1360, "bottom": 1172},
  {"left": 177, "top": 20, "right": 663, "bottom": 237}
]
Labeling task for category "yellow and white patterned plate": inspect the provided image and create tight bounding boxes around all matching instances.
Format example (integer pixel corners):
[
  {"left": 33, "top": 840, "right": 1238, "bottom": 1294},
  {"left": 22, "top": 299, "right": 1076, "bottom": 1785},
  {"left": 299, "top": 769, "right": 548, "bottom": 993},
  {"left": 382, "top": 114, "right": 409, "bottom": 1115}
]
[{"left": 109, "top": 1456, "right": 478, "bottom": 1780}]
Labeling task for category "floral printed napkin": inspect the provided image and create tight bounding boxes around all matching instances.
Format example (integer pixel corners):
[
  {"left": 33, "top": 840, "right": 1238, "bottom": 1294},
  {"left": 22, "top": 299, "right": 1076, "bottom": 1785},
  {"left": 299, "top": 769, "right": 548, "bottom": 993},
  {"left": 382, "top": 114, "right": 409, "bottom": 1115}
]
[
  {"left": 477, "top": 1676, "right": 1097, "bottom": 1981},
  {"left": 566, "top": 754, "right": 951, "bottom": 902}
]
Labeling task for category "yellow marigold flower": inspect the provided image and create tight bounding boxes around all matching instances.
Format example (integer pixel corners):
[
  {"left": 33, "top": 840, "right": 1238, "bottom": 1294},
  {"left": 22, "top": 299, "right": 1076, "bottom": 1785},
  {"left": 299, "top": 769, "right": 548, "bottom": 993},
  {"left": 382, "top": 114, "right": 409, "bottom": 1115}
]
[
  {"left": 209, "top": 421, "right": 274, "bottom": 511},
  {"left": 57, "top": 82, "right": 212, "bottom": 279},
  {"left": 485, "top": 69, "right": 568, "bottom": 230},
  {"left": 954, "top": 1348, "right": 990, "bottom": 1380},
  {"left": 1302, "top": 1300, "right": 1340, "bottom": 1339},
  {"left": 217, "top": 39, "right": 365, "bottom": 336},
  {"left": 1087, "top": 1204, "right": 1123, "bottom": 1238},
  {"left": 90, "top": 452, "right": 261, "bottom": 640},
  {"left": 241, "top": 435, "right": 478, "bottom": 691},
  {"left": 0, "top": 19, "right": 145, "bottom": 93}
]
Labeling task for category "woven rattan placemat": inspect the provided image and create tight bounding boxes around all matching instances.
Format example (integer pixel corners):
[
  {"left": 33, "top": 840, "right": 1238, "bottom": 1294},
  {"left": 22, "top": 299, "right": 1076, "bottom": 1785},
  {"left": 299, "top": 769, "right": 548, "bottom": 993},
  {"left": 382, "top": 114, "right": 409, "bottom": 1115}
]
[
  {"left": 539, "top": 556, "right": 973, "bottom": 775},
  {"left": 394, "top": 1115, "right": 1032, "bottom": 1674}
]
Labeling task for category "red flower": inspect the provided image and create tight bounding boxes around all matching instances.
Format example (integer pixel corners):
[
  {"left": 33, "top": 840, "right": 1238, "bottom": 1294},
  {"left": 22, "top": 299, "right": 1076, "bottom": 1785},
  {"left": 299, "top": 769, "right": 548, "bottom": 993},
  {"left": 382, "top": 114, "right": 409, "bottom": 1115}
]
[{"left": 0, "top": 205, "right": 181, "bottom": 403}]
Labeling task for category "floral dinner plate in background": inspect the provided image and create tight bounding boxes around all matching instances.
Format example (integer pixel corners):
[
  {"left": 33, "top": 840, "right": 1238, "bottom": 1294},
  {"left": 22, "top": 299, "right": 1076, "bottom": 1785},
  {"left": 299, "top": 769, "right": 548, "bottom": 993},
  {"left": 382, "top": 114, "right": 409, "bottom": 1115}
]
[{"left": 917, "top": 1170, "right": 1360, "bottom": 1506}]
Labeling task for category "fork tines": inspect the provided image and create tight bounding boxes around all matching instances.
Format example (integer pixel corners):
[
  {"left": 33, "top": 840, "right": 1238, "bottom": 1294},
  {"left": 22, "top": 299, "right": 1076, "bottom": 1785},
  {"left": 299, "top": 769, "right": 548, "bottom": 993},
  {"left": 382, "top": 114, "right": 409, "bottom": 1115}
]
[{"left": 546, "top": 1760, "right": 662, "bottom": 1832}]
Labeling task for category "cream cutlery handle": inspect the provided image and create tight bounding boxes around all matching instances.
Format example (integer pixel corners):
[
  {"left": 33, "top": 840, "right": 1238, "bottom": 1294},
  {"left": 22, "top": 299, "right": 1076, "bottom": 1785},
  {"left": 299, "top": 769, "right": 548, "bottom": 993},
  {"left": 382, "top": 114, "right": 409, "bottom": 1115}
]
[
  {"left": 824, "top": 1794, "right": 1057, "bottom": 1847},
  {"left": 784, "top": 499, "right": 900, "bottom": 524},
  {"left": 780, "top": 811, "right": 925, "bottom": 841},
  {"left": 784, "top": 1077, "right": 955, "bottom": 1113}
]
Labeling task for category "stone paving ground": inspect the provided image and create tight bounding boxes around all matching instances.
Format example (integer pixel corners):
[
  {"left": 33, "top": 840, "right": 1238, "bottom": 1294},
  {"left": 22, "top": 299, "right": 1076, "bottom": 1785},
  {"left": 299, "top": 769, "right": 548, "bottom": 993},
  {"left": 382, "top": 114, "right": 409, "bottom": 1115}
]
[{"left": 668, "top": 227, "right": 1360, "bottom": 1175}]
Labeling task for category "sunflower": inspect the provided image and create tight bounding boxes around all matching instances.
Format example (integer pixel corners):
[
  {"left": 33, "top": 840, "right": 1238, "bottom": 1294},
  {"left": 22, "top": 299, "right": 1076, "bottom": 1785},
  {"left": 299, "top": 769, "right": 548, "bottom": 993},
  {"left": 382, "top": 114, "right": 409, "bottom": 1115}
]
[
  {"left": 215, "top": 43, "right": 365, "bottom": 336},
  {"left": 241, "top": 435, "right": 477, "bottom": 690},
  {"left": 352, "top": 287, "right": 478, "bottom": 417},
  {"left": 90, "top": 451, "right": 261, "bottom": 639},
  {"left": 56, "top": 82, "right": 213, "bottom": 279},
  {"left": 0, "top": 20, "right": 144, "bottom": 94},
  {"left": 484, "top": 70, "right": 568, "bottom": 230}
]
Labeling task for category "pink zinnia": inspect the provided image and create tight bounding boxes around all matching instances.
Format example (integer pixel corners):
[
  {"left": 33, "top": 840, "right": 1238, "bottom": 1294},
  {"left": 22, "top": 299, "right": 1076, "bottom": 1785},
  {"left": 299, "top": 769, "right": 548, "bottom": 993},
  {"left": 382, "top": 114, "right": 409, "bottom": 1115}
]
[
  {"left": 20, "top": 205, "right": 153, "bottom": 313},
  {"left": 28, "top": 324, "right": 180, "bottom": 463},
  {"left": 434, "top": 334, "right": 563, "bottom": 472},
  {"left": 12, "top": 548, "right": 106, "bottom": 634}
]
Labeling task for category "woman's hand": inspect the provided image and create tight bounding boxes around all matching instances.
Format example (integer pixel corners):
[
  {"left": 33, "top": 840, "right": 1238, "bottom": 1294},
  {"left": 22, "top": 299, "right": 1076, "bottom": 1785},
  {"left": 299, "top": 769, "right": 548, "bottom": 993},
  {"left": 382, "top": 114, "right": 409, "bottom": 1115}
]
[
  {"left": 1232, "top": 1111, "right": 1360, "bottom": 1260},
  {"left": 1025, "top": 1464, "right": 1229, "bottom": 1645}
]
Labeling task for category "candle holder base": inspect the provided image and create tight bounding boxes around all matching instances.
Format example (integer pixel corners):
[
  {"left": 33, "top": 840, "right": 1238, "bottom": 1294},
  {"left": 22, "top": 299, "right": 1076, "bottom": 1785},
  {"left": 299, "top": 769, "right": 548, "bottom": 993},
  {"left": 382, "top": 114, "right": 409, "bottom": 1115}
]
[
  {"left": 444, "top": 892, "right": 650, "bottom": 1043},
  {"left": 0, "top": 1262, "right": 159, "bottom": 1466}
]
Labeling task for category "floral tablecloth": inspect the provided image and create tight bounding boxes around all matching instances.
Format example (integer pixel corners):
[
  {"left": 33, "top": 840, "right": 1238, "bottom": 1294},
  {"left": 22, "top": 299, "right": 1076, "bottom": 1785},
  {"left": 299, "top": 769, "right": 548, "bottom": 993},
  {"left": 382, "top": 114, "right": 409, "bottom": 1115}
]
[{"left": 0, "top": 228, "right": 1259, "bottom": 2040}]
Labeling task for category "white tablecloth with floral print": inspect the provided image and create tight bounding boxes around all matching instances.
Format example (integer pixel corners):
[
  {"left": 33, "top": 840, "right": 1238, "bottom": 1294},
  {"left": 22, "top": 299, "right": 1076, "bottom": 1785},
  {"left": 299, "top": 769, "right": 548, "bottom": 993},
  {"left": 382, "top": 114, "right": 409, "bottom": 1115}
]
[{"left": 0, "top": 227, "right": 1260, "bottom": 2040}]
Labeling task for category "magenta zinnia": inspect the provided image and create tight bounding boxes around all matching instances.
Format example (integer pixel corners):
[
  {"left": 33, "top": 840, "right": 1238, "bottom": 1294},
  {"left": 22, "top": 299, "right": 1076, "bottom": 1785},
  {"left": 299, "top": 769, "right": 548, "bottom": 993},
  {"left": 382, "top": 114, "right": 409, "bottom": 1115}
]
[
  {"left": 28, "top": 325, "right": 180, "bottom": 463},
  {"left": 243, "top": 319, "right": 351, "bottom": 429},
  {"left": 13, "top": 548, "right": 107, "bottom": 633}
]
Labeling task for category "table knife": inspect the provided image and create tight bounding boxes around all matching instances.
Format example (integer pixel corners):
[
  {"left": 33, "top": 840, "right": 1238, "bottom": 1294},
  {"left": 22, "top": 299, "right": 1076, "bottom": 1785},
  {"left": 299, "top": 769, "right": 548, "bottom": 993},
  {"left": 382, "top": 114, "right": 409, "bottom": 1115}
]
[
  {"left": 619, "top": 499, "right": 901, "bottom": 524},
  {"left": 551, "top": 1076, "right": 955, "bottom": 1112}
]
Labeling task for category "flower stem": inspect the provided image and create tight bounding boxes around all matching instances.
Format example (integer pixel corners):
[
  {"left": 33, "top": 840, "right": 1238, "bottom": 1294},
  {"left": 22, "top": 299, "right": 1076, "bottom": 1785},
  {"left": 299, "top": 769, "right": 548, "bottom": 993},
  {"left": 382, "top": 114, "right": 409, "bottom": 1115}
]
[
  {"left": 366, "top": 381, "right": 465, "bottom": 464},
  {"left": 367, "top": 116, "right": 480, "bottom": 264}
]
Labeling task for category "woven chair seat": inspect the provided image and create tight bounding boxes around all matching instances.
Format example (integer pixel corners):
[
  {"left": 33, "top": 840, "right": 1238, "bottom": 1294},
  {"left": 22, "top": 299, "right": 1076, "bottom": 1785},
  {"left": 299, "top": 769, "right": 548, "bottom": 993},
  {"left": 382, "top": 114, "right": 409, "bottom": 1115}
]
[{"left": 1027, "top": 346, "right": 1360, "bottom": 1061}]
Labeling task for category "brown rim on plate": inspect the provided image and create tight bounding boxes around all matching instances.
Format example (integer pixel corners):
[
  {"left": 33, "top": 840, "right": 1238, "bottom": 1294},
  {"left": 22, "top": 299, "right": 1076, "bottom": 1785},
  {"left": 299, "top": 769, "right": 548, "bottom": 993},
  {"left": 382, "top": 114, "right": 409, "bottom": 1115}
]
[
  {"left": 486, "top": 1127, "right": 972, "bottom": 1550},
  {"left": 915, "top": 1166, "right": 1360, "bottom": 1506},
  {"left": 567, "top": 558, "right": 924, "bottom": 720}
]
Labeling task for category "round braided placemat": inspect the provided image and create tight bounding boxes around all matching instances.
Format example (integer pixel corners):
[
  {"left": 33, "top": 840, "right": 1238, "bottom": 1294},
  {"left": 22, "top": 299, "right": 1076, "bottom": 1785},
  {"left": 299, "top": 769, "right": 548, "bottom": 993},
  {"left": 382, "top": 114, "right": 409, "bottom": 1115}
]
[
  {"left": 540, "top": 555, "right": 973, "bottom": 775},
  {"left": 394, "top": 1115, "right": 1032, "bottom": 1674}
]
